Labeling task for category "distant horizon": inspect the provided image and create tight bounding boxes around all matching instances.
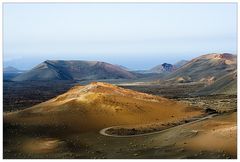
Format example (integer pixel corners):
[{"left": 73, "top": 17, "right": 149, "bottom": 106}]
[
  {"left": 3, "top": 52, "right": 237, "bottom": 71},
  {"left": 3, "top": 3, "right": 237, "bottom": 70}
]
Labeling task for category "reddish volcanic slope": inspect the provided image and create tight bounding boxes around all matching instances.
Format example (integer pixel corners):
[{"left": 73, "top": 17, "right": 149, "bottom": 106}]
[
  {"left": 4, "top": 82, "right": 203, "bottom": 132},
  {"left": 165, "top": 53, "right": 236, "bottom": 82}
]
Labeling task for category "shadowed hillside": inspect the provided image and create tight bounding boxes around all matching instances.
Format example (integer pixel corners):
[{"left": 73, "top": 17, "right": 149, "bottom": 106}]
[
  {"left": 13, "top": 60, "right": 137, "bottom": 81},
  {"left": 194, "top": 70, "right": 237, "bottom": 95}
]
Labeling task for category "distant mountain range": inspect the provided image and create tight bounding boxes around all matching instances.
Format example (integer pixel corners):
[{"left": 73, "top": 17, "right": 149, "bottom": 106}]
[
  {"left": 3, "top": 66, "right": 25, "bottom": 81},
  {"left": 150, "top": 63, "right": 175, "bottom": 73},
  {"left": 149, "top": 63, "right": 176, "bottom": 73},
  {"left": 148, "top": 60, "right": 189, "bottom": 73},
  {"left": 8, "top": 53, "right": 237, "bottom": 96},
  {"left": 4, "top": 66, "right": 23, "bottom": 73},
  {"left": 12, "top": 60, "right": 137, "bottom": 81}
]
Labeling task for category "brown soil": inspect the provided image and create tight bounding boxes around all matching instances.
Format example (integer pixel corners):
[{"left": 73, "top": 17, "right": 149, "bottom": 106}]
[
  {"left": 4, "top": 82, "right": 203, "bottom": 133},
  {"left": 176, "top": 112, "right": 237, "bottom": 157}
]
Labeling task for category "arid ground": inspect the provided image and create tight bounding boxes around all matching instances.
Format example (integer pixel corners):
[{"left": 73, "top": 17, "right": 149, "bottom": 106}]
[{"left": 3, "top": 80, "right": 237, "bottom": 159}]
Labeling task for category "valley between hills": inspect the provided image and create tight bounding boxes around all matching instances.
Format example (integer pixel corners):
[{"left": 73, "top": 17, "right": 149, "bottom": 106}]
[{"left": 3, "top": 53, "right": 237, "bottom": 159}]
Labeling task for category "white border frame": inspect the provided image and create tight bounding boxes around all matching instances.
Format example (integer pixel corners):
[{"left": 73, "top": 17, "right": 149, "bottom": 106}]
[{"left": 0, "top": 0, "right": 238, "bottom": 161}]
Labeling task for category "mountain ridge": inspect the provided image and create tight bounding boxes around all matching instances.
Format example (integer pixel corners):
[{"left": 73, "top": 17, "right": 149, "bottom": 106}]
[
  {"left": 13, "top": 60, "right": 137, "bottom": 81},
  {"left": 165, "top": 53, "right": 236, "bottom": 82}
]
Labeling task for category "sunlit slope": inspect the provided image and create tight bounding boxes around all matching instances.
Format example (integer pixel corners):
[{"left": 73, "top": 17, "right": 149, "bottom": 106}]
[
  {"left": 4, "top": 82, "right": 203, "bottom": 132},
  {"left": 165, "top": 53, "right": 236, "bottom": 83},
  {"left": 178, "top": 112, "right": 237, "bottom": 157}
]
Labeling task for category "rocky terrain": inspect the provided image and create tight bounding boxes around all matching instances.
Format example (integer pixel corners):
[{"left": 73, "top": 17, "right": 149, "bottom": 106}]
[
  {"left": 194, "top": 70, "right": 237, "bottom": 95},
  {"left": 3, "top": 81, "right": 76, "bottom": 112},
  {"left": 174, "top": 95, "right": 237, "bottom": 113},
  {"left": 3, "top": 53, "right": 237, "bottom": 159},
  {"left": 4, "top": 82, "right": 203, "bottom": 132},
  {"left": 165, "top": 53, "right": 237, "bottom": 84},
  {"left": 149, "top": 63, "right": 176, "bottom": 73}
]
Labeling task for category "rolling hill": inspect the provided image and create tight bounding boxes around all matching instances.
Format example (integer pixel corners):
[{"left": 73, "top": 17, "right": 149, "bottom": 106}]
[
  {"left": 3, "top": 66, "right": 25, "bottom": 81},
  {"left": 4, "top": 82, "right": 203, "bottom": 132},
  {"left": 165, "top": 53, "right": 237, "bottom": 83},
  {"left": 12, "top": 60, "right": 137, "bottom": 81},
  {"left": 4, "top": 66, "right": 22, "bottom": 73},
  {"left": 194, "top": 70, "right": 237, "bottom": 95}
]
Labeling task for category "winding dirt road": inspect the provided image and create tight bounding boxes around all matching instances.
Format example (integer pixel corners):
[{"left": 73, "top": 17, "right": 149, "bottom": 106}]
[{"left": 99, "top": 114, "right": 218, "bottom": 138}]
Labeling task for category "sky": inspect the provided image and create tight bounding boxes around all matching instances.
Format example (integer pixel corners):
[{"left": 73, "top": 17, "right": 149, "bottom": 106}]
[{"left": 3, "top": 3, "right": 237, "bottom": 70}]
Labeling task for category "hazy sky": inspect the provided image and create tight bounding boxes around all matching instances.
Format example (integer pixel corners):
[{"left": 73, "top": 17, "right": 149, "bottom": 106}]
[{"left": 3, "top": 3, "right": 237, "bottom": 70}]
